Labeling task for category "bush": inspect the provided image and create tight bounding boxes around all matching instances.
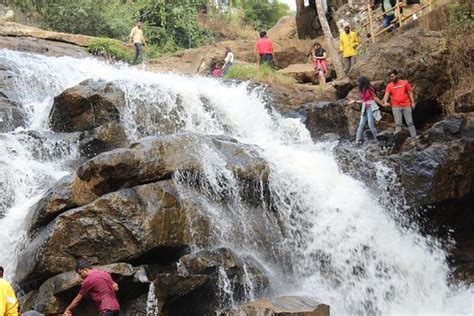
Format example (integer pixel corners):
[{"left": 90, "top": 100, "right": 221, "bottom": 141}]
[
  {"left": 448, "top": 3, "right": 474, "bottom": 35},
  {"left": 87, "top": 38, "right": 132, "bottom": 63},
  {"left": 224, "top": 64, "right": 296, "bottom": 87}
]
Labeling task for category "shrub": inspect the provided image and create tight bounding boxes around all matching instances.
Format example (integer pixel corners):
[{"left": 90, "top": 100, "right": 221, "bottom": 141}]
[
  {"left": 87, "top": 38, "right": 132, "bottom": 63},
  {"left": 448, "top": 3, "right": 474, "bottom": 35}
]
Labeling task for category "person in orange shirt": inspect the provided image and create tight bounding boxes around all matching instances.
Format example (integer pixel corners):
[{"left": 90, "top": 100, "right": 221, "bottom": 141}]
[
  {"left": 256, "top": 31, "right": 274, "bottom": 66},
  {"left": 382, "top": 69, "right": 417, "bottom": 138}
]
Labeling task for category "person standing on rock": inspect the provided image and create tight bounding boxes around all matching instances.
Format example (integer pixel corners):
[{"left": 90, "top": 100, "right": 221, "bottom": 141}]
[
  {"left": 129, "top": 21, "right": 146, "bottom": 65},
  {"left": 222, "top": 47, "right": 234, "bottom": 75},
  {"left": 311, "top": 42, "right": 328, "bottom": 87},
  {"left": 382, "top": 69, "right": 417, "bottom": 138},
  {"left": 349, "top": 76, "right": 383, "bottom": 143},
  {"left": 0, "top": 267, "right": 18, "bottom": 316},
  {"left": 256, "top": 31, "right": 274, "bottom": 66},
  {"left": 381, "top": 0, "right": 397, "bottom": 29},
  {"left": 339, "top": 23, "right": 359, "bottom": 73},
  {"left": 64, "top": 260, "right": 120, "bottom": 316}
]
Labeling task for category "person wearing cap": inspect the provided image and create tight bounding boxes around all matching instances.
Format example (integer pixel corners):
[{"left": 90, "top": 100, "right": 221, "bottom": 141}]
[
  {"left": 339, "top": 23, "right": 360, "bottom": 73},
  {"left": 0, "top": 266, "right": 18, "bottom": 316}
]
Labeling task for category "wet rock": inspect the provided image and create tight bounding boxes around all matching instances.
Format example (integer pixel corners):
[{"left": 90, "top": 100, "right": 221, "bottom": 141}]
[
  {"left": 305, "top": 101, "right": 350, "bottom": 138},
  {"left": 77, "top": 121, "right": 129, "bottom": 159},
  {"left": 424, "top": 115, "right": 464, "bottom": 143},
  {"left": 154, "top": 248, "right": 269, "bottom": 315},
  {"left": 17, "top": 180, "right": 194, "bottom": 290},
  {"left": 0, "top": 36, "right": 88, "bottom": 57},
  {"left": 49, "top": 79, "right": 125, "bottom": 132},
  {"left": 70, "top": 133, "right": 268, "bottom": 207},
  {"left": 221, "top": 296, "right": 330, "bottom": 316},
  {"left": 0, "top": 97, "right": 25, "bottom": 132},
  {"left": 32, "top": 263, "right": 148, "bottom": 315}
]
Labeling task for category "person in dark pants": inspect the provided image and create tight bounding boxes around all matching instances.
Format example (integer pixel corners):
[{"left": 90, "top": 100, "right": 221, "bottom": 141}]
[
  {"left": 64, "top": 260, "right": 120, "bottom": 316},
  {"left": 129, "top": 21, "right": 146, "bottom": 65},
  {"left": 256, "top": 31, "right": 274, "bottom": 66}
]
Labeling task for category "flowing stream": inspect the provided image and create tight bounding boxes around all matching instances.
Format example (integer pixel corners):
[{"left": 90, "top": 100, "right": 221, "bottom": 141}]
[{"left": 0, "top": 49, "right": 472, "bottom": 314}]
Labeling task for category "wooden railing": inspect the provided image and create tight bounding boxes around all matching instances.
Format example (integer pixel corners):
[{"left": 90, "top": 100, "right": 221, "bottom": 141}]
[{"left": 360, "top": 0, "right": 432, "bottom": 44}]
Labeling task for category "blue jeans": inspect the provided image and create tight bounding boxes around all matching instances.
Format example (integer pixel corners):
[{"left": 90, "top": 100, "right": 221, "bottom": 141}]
[
  {"left": 132, "top": 42, "right": 143, "bottom": 64},
  {"left": 356, "top": 105, "right": 378, "bottom": 142},
  {"left": 383, "top": 14, "right": 395, "bottom": 29}
]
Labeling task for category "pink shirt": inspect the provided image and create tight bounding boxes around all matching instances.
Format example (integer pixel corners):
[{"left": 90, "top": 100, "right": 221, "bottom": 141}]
[
  {"left": 256, "top": 38, "right": 273, "bottom": 55},
  {"left": 361, "top": 87, "right": 376, "bottom": 109},
  {"left": 79, "top": 270, "right": 120, "bottom": 312}
]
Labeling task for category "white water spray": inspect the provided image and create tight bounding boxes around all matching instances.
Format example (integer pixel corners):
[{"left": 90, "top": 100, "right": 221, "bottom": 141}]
[{"left": 0, "top": 49, "right": 472, "bottom": 314}]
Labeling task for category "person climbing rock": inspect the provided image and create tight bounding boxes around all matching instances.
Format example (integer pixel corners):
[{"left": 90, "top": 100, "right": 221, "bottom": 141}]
[
  {"left": 339, "top": 23, "right": 359, "bottom": 73},
  {"left": 349, "top": 76, "right": 383, "bottom": 144},
  {"left": 222, "top": 47, "right": 234, "bottom": 75},
  {"left": 381, "top": 0, "right": 397, "bottom": 29},
  {"left": 0, "top": 266, "right": 18, "bottom": 316},
  {"left": 256, "top": 31, "right": 274, "bottom": 66},
  {"left": 211, "top": 63, "right": 223, "bottom": 78},
  {"left": 64, "top": 260, "right": 120, "bottom": 316},
  {"left": 382, "top": 69, "right": 417, "bottom": 138},
  {"left": 311, "top": 42, "right": 328, "bottom": 87},
  {"left": 129, "top": 21, "right": 146, "bottom": 65}
]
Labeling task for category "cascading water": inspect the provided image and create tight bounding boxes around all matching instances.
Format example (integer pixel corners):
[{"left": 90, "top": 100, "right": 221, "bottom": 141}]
[{"left": 0, "top": 49, "right": 472, "bottom": 314}]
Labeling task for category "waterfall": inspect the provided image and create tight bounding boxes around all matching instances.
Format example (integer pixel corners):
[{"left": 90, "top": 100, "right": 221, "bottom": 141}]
[{"left": 0, "top": 49, "right": 472, "bottom": 314}]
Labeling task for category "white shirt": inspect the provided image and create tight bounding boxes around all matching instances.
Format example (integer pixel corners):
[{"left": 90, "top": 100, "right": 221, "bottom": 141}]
[{"left": 224, "top": 52, "right": 234, "bottom": 64}]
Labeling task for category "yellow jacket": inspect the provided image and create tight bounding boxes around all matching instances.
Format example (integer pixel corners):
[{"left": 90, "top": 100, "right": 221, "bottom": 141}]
[
  {"left": 339, "top": 31, "right": 360, "bottom": 57},
  {"left": 0, "top": 278, "right": 18, "bottom": 316}
]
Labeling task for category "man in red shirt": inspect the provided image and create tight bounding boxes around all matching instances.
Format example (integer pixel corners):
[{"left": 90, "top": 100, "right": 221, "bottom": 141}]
[
  {"left": 64, "top": 260, "right": 120, "bottom": 316},
  {"left": 383, "top": 69, "right": 417, "bottom": 138},
  {"left": 256, "top": 31, "right": 274, "bottom": 66}
]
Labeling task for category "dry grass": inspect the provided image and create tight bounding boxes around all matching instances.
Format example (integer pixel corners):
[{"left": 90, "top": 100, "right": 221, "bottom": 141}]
[{"left": 198, "top": 13, "right": 256, "bottom": 41}]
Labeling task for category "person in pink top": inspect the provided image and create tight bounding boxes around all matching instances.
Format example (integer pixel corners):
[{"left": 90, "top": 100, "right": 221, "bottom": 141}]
[
  {"left": 256, "top": 31, "right": 274, "bottom": 66},
  {"left": 311, "top": 42, "right": 328, "bottom": 87},
  {"left": 64, "top": 260, "right": 120, "bottom": 316},
  {"left": 349, "top": 76, "right": 384, "bottom": 144}
]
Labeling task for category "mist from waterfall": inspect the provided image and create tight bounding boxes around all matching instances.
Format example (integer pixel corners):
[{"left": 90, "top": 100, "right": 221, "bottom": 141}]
[{"left": 0, "top": 49, "right": 472, "bottom": 314}]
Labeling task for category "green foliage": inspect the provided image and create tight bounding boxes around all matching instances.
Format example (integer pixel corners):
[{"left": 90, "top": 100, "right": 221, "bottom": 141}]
[
  {"left": 87, "top": 38, "right": 132, "bottom": 62},
  {"left": 140, "top": 0, "right": 212, "bottom": 52},
  {"left": 448, "top": 3, "right": 474, "bottom": 35},
  {"left": 224, "top": 64, "right": 296, "bottom": 87},
  {"left": 214, "top": 0, "right": 290, "bottom": 30}
]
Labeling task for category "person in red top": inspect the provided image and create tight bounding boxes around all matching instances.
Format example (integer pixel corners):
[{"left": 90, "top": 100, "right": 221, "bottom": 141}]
[
  {"left": 255, "top": 31, "right": 273, "bottom": 66},
  {"left": 64, "top": 260, "right": 120, "bottom": 316},
  {"left": 383, "top": 69, "right": 417, "bottom": 138}
]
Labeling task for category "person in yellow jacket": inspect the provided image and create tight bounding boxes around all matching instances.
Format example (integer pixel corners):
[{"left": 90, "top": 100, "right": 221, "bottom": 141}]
[
  {"left": 129, "top": 21, "right": 146, "bottom": 65},
  {"left": 0, "top": 267, "right": 18, "bottom": 316},
  {"left": 339, "top": 23, "right": 360, "bottom": 73}
]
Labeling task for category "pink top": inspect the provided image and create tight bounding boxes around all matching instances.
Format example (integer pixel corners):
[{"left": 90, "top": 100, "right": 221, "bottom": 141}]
[
  {"left": 361, "top": 87, "right": 375, "bottom": 102},
  {"left": 79, "top": 270, "right": 120, "bottom": 312}
]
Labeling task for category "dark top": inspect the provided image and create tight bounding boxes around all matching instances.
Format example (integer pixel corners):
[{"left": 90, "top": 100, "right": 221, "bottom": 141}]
[{"left": 314, "top": 47, "right": 326, "bottom": 57}]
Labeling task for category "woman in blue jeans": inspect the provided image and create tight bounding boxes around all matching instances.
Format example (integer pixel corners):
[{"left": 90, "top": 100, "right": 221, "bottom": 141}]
[{"left": 350, "top": 76, "right": 384, "bottom": 143}]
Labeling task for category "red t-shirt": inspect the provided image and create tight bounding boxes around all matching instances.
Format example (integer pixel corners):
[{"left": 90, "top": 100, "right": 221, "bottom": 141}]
[
  {"left": 79, "top": 270, "right": 120, "bottom": 312},
  {"left": 256, "top": 38, "right": 273, "bottom": 55},
  {"left": 385, "top": 80, "right": 412, "bottom": 107}
]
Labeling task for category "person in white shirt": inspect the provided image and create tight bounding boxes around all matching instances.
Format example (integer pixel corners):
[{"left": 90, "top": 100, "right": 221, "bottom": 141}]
[
  {"left": 129, "top": 21, "right": 146, "bottom": 65},
  {"left": 222, "top": 47, "right": 234, "bottom": 75}
]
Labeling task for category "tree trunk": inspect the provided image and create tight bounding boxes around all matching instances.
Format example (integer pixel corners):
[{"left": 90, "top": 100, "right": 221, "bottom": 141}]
[
  {"left": 315, "top": 0, "right": 346, "bottom": 79},
  {"left": 296, "top": 0, "right": 304, "bottom": 12}
]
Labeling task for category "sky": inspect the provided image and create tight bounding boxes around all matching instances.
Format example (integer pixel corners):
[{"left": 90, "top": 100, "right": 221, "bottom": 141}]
[{"left": 279, "top": 0, "right": 297, "bottom": 11}]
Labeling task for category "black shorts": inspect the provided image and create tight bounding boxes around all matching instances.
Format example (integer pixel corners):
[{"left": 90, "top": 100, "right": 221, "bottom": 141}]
[
  {"left": 259, "top": 54, "right": 273, "bottom": 65},
  {"left": 100, "top": 310, "right": 119, "bottom": 316}
]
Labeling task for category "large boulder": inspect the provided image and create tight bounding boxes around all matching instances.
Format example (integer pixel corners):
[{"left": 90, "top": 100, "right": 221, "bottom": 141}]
[
  {"left": 77, "top": 121, "right": 129, "bottom": 158},
  {"left": 222, "top": 296, "right": 330, "bottom": 316},
  {"left": 304, "top": 101, "right": 351, "bottom": 138},
  {"left": 278, "top": 63, "right": 316, "bottom": 84},
  {"left": 49, "top": 79, "right": 125, "bottom": 132},
  {"left": 17, "top": 180, "right": 196, "bottom": 290},
  {"left": 268, "top": 16, "right": 297, "bottom": 40},
  {"left": 0, "top": 59, "right": 26, "bottom": 132},
  {"left": 153, "top": 248, "right": 270, "bottom": 315}
]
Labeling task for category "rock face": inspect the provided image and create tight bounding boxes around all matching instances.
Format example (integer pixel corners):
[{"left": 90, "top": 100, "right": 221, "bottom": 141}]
[
  {"left": 18, "top": 130, "right": 274, "bottom": 313},
  {"left": 222, "top": 296, "right": 330, "bottom": 316},
  {"left": 49, "top": 79, "right": 125, "bottom": 132},
  {"left": 304, "top": 101, "right": 351, "bottom": 137},
  {"left": 278, "top": 63, "right": 316, "bottom": 84},
  {"left": 0, "top": 59, "right": 26, "bottom": 132},
  {"left": 268, "top": 16, "right": 297, "bottom": 40}
]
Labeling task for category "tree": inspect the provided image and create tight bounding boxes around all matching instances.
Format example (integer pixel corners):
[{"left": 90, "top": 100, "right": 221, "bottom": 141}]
[{"left": 314, "top": 0, "right": 346, "bottom": 79}]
